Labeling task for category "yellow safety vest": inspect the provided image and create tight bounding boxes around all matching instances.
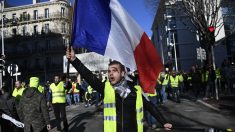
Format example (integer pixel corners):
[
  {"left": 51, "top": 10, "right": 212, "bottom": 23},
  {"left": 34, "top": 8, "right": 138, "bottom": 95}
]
[
  {"left": 215, "top": 69, "right": 221, "bottom": 79},
  {"left": 50, "top": 82, "right": 66, "bottom": 104},
  {"left": 88, "top": 86, "right": 93, "bottom": 94},
  {"left": 170, "top": 76, "right": 179, "bottom": 88},
  {"left": 12, "top": 87, "right": 25, "bottom": 99},
  {"left": 162, "top": 74, "right": 169, "bottom": 86},
  {"left": 37, "top": 85, "right": 45, "bottom": 93},
  {"left": 103, "top": 82, "right": 143, "bottom": 132},
  {"left": 72, "top": 82, "right": 80, "bottom": 93},
  {"left": 178, "top": 75, "right": 184, "bottom": 82},
  {"left": 202, "top": 71, "right": 209, "bottom": 82}
]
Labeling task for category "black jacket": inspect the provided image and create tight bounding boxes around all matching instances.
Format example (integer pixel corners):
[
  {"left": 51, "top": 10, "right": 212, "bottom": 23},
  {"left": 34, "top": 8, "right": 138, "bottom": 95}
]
[
  {"left": 71, "top": 58, "right": 167, "bottom": 132},
  {"left": 0, "top": 92, "right": 16, "bottom": 116}
]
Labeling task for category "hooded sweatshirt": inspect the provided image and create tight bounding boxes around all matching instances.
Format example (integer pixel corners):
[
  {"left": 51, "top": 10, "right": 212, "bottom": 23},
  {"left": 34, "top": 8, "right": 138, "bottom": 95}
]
[{"left": 19, "top": 77, "right": 50, "bottom": 132}]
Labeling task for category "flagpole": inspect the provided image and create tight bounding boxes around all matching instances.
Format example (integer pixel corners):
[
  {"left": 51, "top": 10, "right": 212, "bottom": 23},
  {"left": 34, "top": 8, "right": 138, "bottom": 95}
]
[{"left": 66, "top": 0, "right": 76, "bottom": 78}]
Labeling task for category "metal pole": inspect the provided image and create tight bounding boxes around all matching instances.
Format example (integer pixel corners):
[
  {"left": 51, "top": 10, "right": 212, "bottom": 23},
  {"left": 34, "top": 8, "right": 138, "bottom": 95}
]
[
  {"left": 1, "top": 0, "right": 4, "bottom": 56},
  {"left": 211, "top": 46, "right": 219, "bottom": 100},
  {"left": 199, "top": 47, "right": 203, "bottom": 67},
  {"left": 0, "top": 0, "right": 4, "bottom": 89},
  {"left": 160, "top": 36, "right": 165, "bottom": 65},
  {"left": 173, "top": 33, "right": 178, "bottom": 72}
]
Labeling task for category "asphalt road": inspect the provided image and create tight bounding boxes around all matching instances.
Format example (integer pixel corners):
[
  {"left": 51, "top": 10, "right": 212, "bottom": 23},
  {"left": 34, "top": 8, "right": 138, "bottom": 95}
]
[{"left": 49, "top": 98, "right": 235, "bottom": 132}]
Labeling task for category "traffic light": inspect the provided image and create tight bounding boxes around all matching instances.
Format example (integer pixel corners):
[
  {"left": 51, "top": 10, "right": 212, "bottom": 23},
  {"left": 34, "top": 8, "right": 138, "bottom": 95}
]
[
  {"left": 208, "top": 26, "right": 215, "bottom": 44},
  {"left": 0, "top": 59, "right": 5, "bottom": 70},
  {"left": 0, "top": 54, "right": 6, "bottom": 70}
]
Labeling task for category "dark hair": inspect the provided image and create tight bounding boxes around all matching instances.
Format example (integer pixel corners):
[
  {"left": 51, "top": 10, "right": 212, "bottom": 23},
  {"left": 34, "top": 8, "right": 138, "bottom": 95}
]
[{"left": 109, "top": 60, "right": 125, "bottom": 72}]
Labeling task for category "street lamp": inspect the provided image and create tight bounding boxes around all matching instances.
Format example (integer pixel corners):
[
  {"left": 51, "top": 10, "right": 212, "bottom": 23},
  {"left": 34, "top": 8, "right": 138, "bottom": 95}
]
[{"left": 0, "top": 0, "right": 4, "bottom": 89}]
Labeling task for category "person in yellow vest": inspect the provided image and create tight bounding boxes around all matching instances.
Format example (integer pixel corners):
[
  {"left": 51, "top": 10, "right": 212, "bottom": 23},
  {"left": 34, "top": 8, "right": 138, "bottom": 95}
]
[
  {"left": 12, "top": 81, "right": 25, "bottom": 102},
  {"left": 72, "top": 80, "right": 80, "bottom": 105},
  {"left": 169, "top": 71, "right": 180, "bottom": 103},
  {"left": 63, "top": 77, "right": 72, "bottom": 106},
  {"left": 201, "top": 66, "right": 209, "bottom": 100},
  {"left": 160, "top": 67, "right": 170, "bottom": 104},
  {"left": 215, "top": 67, "right": 221, "bottom": 93},
  {"left": 85, "top": 85, "right": 93, "bottom": 107},
  {"left": 11, "top": 81, "right": 25, "bottom": 132},
  {"left": 178, "top": 71, "right": 184, "bottom": 94},
  {"left": 146, "top": 89, "right": 158, "bottom": 129},
  {"left": 66, "top": 46, "right": 172, "bottom": 131},
  {"left": 48, "top": 75, "right": 68, "bottom": 132}
]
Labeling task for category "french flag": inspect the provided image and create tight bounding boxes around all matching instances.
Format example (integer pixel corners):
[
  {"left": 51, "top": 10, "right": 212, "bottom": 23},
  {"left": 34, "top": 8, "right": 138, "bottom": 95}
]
[{"left": 72, "top": 0, "right": 163, "bottom": 93}]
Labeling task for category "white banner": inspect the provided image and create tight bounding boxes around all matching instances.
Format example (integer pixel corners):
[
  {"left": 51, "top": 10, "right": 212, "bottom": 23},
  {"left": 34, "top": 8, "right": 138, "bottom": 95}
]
[
  {"left": 63, "top": 52, "right": 110, "bottom": 73},
  {"left": 1, "top": 113, "right": 24, "bottom": 128}
]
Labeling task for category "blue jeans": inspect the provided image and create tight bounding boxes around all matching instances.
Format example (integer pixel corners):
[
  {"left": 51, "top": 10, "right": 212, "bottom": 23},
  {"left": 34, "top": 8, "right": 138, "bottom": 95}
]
[
  {"left": 66, "top": 94, "right": 71, "bottom": 105},
  {"left": 73, "top": 93, "right": 80, "bottom": 104},
  {"left": 146, "top": 96, "right": 157, "bottom": 125},
  {"left": 161, "top": 85, "right": 168, "bottom": 102},
  {"left": 94, "top": 92, "right": 100, "bottom": 107}
]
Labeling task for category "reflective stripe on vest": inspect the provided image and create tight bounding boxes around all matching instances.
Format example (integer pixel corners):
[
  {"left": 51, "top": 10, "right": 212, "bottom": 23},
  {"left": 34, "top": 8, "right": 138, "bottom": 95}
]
[
  {"left": 148, "top": 90, "right": 157, "bottom": 97},
  {"left": 103, "top": 82, "right": 143, "bottom": 132},
  {"left": 50, "top": 82, "right": 66, "bottom": 104}
]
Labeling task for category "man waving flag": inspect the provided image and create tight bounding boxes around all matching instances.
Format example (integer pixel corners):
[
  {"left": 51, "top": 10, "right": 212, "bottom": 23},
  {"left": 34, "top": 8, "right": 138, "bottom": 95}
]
[{"left": 71, "top": 0, "right": 163, "bottom": 93}]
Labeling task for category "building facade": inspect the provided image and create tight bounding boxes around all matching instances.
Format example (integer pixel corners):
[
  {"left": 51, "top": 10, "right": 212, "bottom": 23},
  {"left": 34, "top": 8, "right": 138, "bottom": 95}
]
[
  {"left": 0, "top": 0, "right": 72, "bottom": 83},
  {"left": 152, "top": 0, "right": 228, "bottom": 71}
]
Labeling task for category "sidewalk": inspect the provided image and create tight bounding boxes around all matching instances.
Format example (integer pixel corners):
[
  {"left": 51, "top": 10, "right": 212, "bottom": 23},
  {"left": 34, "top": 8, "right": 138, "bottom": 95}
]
[
  {"left": 181, "top": 92, "right": 235, "bottom": 112},
  {"left": 197, "top": 98, "right": 221, "bottom": 112},
  {"left": 197, "top": 95, "right": 235, "bottom": 112}
]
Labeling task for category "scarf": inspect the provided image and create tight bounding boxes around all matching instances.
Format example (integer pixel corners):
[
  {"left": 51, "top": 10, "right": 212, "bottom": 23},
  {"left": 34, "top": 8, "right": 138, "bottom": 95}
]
[{"left": 113, "top": 78, "right": 131, "bottom": 99}]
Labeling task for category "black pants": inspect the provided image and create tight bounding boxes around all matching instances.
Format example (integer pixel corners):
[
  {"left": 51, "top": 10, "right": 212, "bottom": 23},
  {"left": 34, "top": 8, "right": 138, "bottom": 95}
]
[
  {"left": 0, "top": 119, "right": 14, "bottom": 132},
  {"left": 52, "top": 103, "right": 68, "bottom": 131}
]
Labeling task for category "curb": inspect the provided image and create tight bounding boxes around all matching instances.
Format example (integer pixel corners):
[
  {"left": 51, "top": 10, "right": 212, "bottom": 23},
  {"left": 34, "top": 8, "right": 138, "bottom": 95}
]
[{"left": 196, "top": 100, "right": 220, "bottom": 112}]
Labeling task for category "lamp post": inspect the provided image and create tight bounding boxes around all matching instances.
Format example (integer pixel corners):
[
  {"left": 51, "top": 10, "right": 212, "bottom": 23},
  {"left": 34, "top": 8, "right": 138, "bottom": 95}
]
[
  {"left": 0, "top": 0, "right": 4, "bottom": 89},
  {"left": 172, "top": 33, "right": 178, "bottom": 72}
]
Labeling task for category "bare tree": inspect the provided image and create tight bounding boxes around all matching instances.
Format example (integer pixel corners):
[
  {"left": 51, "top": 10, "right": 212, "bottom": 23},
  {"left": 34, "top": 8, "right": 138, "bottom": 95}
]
[{"left": 146, "top": 0, "right": 234, "bottom": 66}]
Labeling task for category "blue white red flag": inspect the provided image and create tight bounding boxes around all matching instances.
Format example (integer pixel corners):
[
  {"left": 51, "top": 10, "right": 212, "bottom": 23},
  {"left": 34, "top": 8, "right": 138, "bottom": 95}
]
[{"left": 71, "top": 0, "right": 163, "bottom": 93}]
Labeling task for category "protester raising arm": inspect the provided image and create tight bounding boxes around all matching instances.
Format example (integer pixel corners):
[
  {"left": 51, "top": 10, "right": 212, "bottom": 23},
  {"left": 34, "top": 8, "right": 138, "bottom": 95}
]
[{"left": 67, "top": 46, "right": 172, "bottom": 130}]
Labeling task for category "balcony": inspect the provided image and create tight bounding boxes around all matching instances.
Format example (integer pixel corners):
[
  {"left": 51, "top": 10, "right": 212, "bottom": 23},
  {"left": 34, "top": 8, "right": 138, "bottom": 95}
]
[{"left": 0, "top": 12, "right": 71, "bottom": 27}]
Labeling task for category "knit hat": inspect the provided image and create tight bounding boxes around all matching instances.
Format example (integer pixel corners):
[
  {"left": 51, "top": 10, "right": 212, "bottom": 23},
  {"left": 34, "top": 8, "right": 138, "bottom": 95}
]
[{"left": 29, "top": 77, "right": 39, "bottom": 88}]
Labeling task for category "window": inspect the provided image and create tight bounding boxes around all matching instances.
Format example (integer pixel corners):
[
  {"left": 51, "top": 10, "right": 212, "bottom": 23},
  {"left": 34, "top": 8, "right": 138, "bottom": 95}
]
[
  {"left": 3, "top": 15, "right": 6, "bottom": 23},
  {"left": 12, "top": 13, "right": 17, "bottom": 23},
  {"left": 45, "top": 23, "right": 49, "bottom": 33},
  {"left": 12, "top": 13, "right": 16, "bottom": 19},
  {"left": 12, "top": 28, "right": 17, "bottom": 36},
  {"left": 61, "top": 23, "right": 66, "bottom": 33},
  {"left": 63, "top": 39, "right": 68, "bottom": 46},
  {"left": 168, "top": 18, "right": 176, "bottom": 29},
  {"left": 45, "top": 8, "right": 49, "bottom": 18},
  {"left": 23, "top": 12, "right": 27, "bottom": 20},
  {"left": 61, "top": 7, "right": 65, "bottom": 17},
  {"left": 22, "top": 26, "right": 27, "bottom": 36},
  {"left": 34, "top": 25, "right": 38, "bottom": 35},
  {"left": 34, "top": 10, "right": 38, "bottom": 20}
]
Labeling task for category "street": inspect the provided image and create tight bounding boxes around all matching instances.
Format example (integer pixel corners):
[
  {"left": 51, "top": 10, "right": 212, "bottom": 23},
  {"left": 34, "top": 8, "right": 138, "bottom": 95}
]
[{"left": 49, "top": 98, "right": 235, "bottom": 132}]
